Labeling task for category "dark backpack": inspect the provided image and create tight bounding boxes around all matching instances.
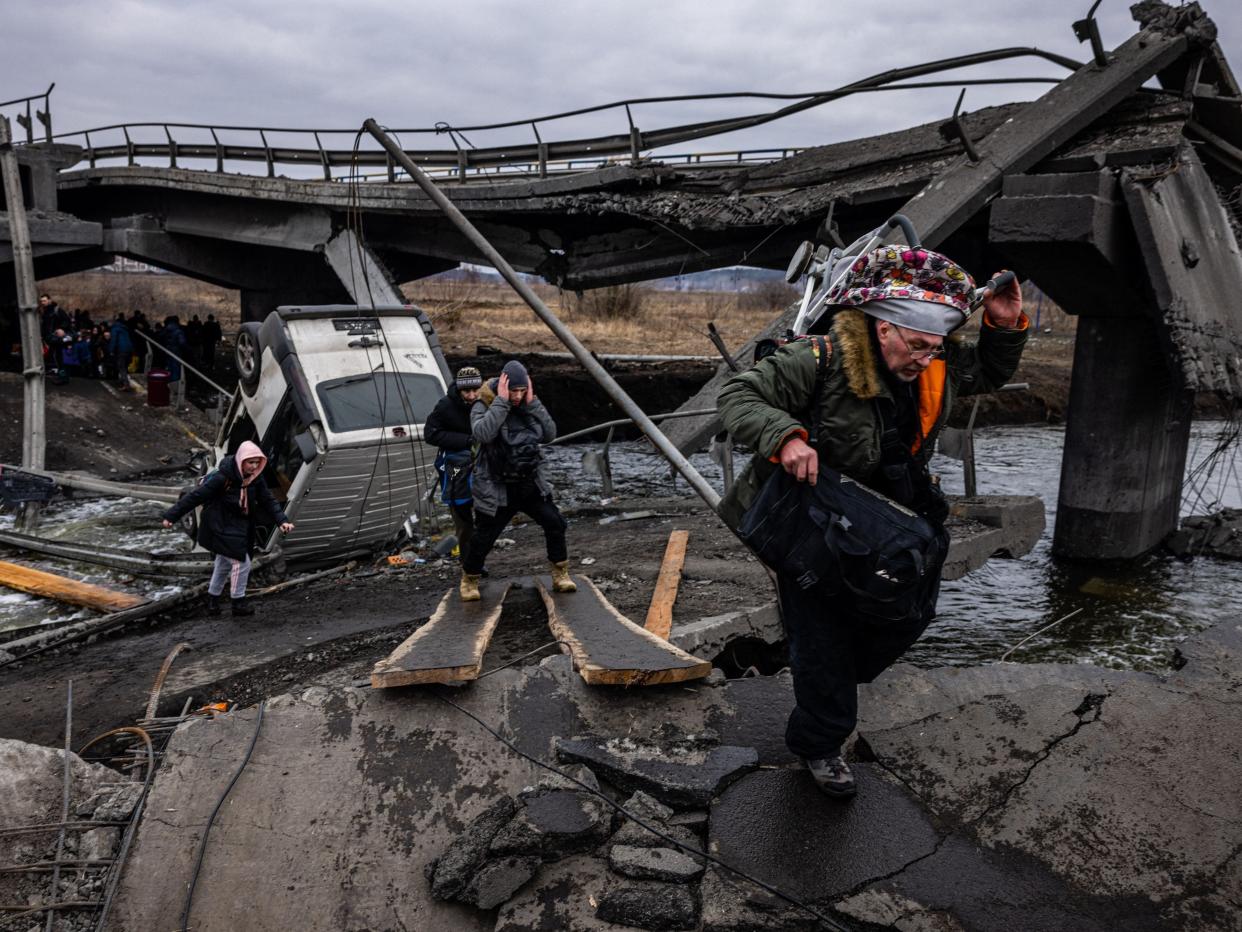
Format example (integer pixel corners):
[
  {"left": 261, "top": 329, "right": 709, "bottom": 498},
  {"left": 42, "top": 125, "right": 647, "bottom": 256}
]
[
  {"left": 738, "top": 464, "right": 947, "bottom": 625},
  {"left": 490, "top": 409, "right": 543, "bottom": 481}
]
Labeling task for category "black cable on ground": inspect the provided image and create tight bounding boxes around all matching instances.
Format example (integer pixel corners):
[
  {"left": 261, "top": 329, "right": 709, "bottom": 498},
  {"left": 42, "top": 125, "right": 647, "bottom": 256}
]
[
  {"left": 476, "top": 640, "right": 568, "bottom": 678},
  {"left": 178, "top": 701, "right": 266, "bottom": 932},
  {"left": 431, "top": 690, "right": 852, "bottom": 932}
]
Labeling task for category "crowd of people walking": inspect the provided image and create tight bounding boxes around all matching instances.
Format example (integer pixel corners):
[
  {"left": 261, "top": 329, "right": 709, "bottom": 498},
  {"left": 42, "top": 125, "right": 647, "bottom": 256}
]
[{"left": 0, "top": 294, "right": 225, "bottom": 389}]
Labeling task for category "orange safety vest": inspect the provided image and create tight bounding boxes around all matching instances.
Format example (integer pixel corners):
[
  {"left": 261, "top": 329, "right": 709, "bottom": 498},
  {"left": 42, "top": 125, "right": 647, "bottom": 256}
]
[{"left": 911, "top": 359, "right": 947, "bottom": 455}]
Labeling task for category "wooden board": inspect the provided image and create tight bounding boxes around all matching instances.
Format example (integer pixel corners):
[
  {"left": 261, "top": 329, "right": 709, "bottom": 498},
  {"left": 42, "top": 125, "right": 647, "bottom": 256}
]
[
  {"left": 370, "top": 581, "right": 511, "bottom": 688},
  {"left": 0, "top": 560, "right": 146, "bottom": 613},
  {"left": 644, "top": 530, "right": 689, "bottom": 640},
  {"left": 536, "top": 574, "right": 710, "bottom": 687}
]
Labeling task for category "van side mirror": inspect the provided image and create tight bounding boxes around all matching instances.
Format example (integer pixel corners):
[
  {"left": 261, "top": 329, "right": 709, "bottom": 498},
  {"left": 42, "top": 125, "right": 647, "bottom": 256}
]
[{"left": 294, "top": 431, "right": 318, "bottom": 462}]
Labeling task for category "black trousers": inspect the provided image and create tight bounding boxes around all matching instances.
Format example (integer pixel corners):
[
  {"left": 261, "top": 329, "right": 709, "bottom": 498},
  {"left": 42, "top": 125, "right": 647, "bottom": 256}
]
[
  {"left": 463, "top": 483, "right": 567, "bottom": 574},
  {"left": 449, "top": 502, "right": 475, "bottom": 556},
  {"left": 777, "top": 573, "right": 936, "bottom": 759}
]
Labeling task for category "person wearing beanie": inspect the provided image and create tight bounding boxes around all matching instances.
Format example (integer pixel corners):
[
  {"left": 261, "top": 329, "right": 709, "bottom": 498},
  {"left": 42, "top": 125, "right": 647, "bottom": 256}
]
[
  {"left": 160, "top": 440, "right": 294, "bottom": 617},
  {"left": 718, "top": 244, "right": 1027, "bottom": 800},
  {"left": 425, "top": 366, "right": 485, "bottom": 560},
  {"left": 458, "top": 360, "right": 576, "bottom": 600}
]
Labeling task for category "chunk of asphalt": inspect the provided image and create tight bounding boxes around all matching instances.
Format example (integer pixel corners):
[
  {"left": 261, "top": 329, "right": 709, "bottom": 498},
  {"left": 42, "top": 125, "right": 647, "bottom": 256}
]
[
  {"left": 556, "top": 736, "right": 758, "bottom": 808},
  {"left": 425, "top": 796, "right": 518, "bottom": 901},
  {"left": 520, "top": 762, "right": 600, "bottom": 799},
  {"left": 489, "top": 789, "right": 610, "bottom": 860},
  {"left": 596, "top": 880, "right": 699, "bottom": 931},
  {"left": 610, "top": 818, "right": 701, "bottom": 853},
  {"left": 609, "top": 844, "right": 705, "bottom": 883},
  {"left": 611, "top": 790, "right": 674, "bottom": 831},
  {"left": 609, "top": 791, "right": 701, "bottom": 853},
  {"left": 463, "top": 855, "right": 541, "bottom": 910}
]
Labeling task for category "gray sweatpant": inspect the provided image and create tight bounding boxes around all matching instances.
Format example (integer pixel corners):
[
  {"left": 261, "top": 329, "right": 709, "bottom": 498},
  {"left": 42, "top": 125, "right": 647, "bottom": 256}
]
[{"left": 208, "top": 554, "right": 251, "bottom": 599}]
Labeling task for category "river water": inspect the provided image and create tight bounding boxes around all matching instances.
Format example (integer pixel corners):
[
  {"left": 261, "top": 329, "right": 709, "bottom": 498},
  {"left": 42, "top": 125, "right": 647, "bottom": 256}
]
[
  {"left": 544, "top": 420, "right": 1242, "bottom": 672},
  {"left": 4, "top": 422, "right": 1240, "bottom": 671}
]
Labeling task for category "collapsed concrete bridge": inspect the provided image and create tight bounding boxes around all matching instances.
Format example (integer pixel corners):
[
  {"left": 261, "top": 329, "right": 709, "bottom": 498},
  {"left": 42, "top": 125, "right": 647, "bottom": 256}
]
[{"left": 2, "top": 1, "right": 1242, "bottom": 561}]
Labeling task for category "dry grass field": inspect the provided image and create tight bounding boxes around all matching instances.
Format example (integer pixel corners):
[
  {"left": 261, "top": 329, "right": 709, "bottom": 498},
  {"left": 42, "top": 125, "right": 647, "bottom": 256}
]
[{"left": 38, "top": 269, "right": 1077, "bottom": 360}]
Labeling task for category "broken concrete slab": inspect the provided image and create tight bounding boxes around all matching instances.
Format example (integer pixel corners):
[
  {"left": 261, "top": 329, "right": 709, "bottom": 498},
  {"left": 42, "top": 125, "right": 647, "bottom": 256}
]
[
  {"left": 463, "top": 854, "right": 540, "bottom": 910},
  {"left": 426, "top": 796, "right": 518, "bottom": 901},
  {"left": 494, "top": 855, "right": 632, "bottom": 931},
  {"left": 556, "top": 735, "right": 758, "bottom": 808},
  {"left": 489, "top": 788, "right": 610, "bottom": 860},
  {"left": 609, "top": 844, "right": 704, "bottom": 883},
  {"left": 838, "top": 832, "right": 1145, "bottom": 932},
  {"left": 857, "top": 683, "right": 1107, "bottom": 825},
  {"left": 670, "top": 603, "right": 780, "bottom": 659},
  {"left": 707, "top": 768, "right": 941, "bottom": 905},
  {"left": 0, "top": 737, "right": 127, "bottom": 920},
  {"left": 595, "top": 879, "right": 699, "bottom": 930}
]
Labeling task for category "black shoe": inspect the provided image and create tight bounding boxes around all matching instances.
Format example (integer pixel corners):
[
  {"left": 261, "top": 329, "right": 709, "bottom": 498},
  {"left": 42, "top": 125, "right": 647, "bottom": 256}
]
[
  {"left": 206, "top": 595, "right": 222, "bottom": 617},
  {"left": 804, "top": 754, "right": 857, "bottom": 799},
  {"left": 231, "top": 598, "right": 254, "bottom": 617}
]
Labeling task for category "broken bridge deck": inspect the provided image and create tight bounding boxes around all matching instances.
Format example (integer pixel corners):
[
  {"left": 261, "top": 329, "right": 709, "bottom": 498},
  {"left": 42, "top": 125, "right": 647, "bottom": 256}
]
[
  {"left": 536, "top": 574, "right": 711, "bottom": 686},
  {"left": 370, "top": 580, "right": 512, "bottom": 688}
]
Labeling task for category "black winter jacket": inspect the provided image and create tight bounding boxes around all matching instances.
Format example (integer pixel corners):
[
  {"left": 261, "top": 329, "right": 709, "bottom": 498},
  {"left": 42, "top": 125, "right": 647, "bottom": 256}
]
[
  {"left": 162, "top": 455, "right": 288, "bottom": 560},
  {"left": 424, "top": 388, "right": 474, "bottom": 452}
]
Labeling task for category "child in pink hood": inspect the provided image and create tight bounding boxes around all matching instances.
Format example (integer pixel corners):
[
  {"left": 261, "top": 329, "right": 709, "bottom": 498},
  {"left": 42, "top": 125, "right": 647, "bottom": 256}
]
[{"left": 161, "top": 440, "right": 294, "bottom": 616}]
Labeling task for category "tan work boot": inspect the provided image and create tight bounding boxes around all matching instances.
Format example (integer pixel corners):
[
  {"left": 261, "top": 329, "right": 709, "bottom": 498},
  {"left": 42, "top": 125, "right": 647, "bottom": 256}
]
[
  {"left": 550, "top": 560, "right": 577, "bottom": 593},
  {"left": 459, "top": 572, "right": 481, "bottom": 602}
]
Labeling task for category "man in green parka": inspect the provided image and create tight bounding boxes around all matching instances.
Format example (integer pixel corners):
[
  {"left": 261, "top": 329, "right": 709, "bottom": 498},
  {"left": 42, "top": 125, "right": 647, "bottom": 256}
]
[{"left": 718, "top": 245, "right": 1027, "bottom": 799}]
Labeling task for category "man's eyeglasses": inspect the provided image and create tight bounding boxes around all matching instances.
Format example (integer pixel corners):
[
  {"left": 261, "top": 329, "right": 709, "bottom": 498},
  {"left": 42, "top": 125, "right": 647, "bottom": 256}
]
[{"left": 892, "top": 326, "right": 945, "bottom": 361}]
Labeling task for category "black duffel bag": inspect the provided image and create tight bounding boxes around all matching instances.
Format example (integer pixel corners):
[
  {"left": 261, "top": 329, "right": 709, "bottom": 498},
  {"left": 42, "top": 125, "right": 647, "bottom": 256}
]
[{"left": 738, "top": 465, "right": 948, "bottom": 625}]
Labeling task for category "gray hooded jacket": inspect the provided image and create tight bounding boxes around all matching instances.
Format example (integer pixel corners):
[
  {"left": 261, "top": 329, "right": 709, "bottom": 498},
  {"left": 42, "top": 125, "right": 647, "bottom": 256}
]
[{"left": 469, "top": 381, "right": 558, "bottom": 515}]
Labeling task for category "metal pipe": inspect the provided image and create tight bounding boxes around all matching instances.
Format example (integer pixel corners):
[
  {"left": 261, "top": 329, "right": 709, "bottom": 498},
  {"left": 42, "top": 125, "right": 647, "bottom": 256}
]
[
  {"left": 46, "top": 680, "right": 72, "bottom": 932},
  {"left": 0, "top": 116, "right": 46, "bottom": 534},
  {"left": 549, "top": 408, "right": 719, "bottom": 446},
  {"left": 365, "top": 119, "right": 723, "bottom": 510},
  {"left": 0, "top": 464, "right": 181, "bottom": 503}
]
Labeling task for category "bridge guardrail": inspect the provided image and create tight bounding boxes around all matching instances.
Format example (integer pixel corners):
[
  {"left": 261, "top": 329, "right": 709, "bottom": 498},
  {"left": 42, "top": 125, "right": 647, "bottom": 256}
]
[{"left": 12, "top": 47, "right": 1078, "bottom": 183}]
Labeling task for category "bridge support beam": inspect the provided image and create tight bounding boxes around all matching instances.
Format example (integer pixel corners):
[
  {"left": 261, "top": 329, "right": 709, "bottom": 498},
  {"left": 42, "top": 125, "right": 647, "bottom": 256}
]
[
  {"left": 1054, "top": 317, "right": 1193, "bottom": 560},
  {"left": 322, "top": 229, "right": 405, "bottom": 307}
]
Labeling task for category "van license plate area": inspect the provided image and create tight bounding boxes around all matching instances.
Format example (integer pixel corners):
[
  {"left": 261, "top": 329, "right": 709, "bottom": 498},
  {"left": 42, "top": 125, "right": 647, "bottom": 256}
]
[{"left": 333, "top": 318, "right": 380, "bottom": 334}]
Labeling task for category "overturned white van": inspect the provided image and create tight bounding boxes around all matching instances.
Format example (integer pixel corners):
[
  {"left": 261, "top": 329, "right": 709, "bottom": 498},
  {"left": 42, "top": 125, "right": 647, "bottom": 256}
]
[{"left": 209, "top": 304, "right": 450, "bottom": 565}]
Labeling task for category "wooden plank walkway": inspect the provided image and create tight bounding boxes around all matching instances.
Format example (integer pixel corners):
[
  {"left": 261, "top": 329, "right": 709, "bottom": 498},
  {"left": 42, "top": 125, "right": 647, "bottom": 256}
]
[
  {"left": 536, "top": 574, "right": 710, "bottom": 686},
  {"left": 0, "top": 560, "right": 146, "bottom": 613},
  {"left": 370, "top": 580, "right": 512, "bottom": 688},
  {"left": 644, "top": 530, "right": 689, "bottom": 640}
]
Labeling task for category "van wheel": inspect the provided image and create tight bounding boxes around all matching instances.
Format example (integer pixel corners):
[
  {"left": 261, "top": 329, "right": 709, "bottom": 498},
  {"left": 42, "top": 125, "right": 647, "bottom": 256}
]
[{"left": 235, "top": 323, "right": 263, "bottom": 395}]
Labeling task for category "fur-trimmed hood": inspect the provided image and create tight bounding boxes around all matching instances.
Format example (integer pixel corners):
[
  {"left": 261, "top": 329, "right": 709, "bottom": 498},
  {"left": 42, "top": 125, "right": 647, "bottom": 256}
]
[{"left": 830, "top": 309, "right": 883, "bottom": 401}]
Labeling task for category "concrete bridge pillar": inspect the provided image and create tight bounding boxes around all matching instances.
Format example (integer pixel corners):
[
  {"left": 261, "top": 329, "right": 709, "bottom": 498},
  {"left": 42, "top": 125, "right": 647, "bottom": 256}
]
[{"left": 1054, "top": 316, "right": 1193, "bottom": 559}]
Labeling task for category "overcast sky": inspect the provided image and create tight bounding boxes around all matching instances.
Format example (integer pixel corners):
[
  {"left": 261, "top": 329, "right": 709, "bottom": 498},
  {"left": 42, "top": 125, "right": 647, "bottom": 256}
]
[{"left": 4, "top": 0, "right": 1240, "bottom": 167}]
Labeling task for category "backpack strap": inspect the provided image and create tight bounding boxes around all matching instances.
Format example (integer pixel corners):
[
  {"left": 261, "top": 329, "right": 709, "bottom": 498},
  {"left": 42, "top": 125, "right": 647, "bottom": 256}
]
[{"left": 804, "top": 335, "right": 832, "bottom": 446}]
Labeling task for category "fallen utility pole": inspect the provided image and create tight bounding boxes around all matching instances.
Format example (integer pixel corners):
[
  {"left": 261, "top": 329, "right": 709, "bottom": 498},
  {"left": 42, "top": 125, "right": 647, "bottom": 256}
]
[
  {"left": 0, "top": 116, "right": 46, "bottom": 532},
  {"left": 0, "top": 527, "right": 212, "bottom": 577},
  {"left": 364, "top": 118, "right": 722, "bottom": 511},
  {"left": 0, "top": 463, "right": 181, "bottom": 504}
]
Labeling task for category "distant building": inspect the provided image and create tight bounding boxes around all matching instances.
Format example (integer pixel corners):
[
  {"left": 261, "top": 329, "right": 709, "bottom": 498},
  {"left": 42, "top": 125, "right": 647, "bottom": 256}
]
[{"left": 103, "top": 256, "right": 165, "bottom": 274}]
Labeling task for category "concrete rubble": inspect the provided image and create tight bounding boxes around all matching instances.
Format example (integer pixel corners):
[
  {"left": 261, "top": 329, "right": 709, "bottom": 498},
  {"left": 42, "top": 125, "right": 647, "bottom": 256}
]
[
  {"left": 1167, "top": 507, "right": 1242, "bottom": 561},
  {"left": 81, "top": 617, "right": 1241, "bottom": 931},
  {"left": 0, "top": 739, "right": 140, "bottom": 932}
]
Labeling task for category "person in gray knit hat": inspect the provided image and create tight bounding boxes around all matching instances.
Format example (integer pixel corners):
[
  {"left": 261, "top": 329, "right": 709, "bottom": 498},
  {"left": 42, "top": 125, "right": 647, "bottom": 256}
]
[
  {"left": 426, "top": 366, "right": 487, "bottom": 561},
  {"left": 459, "top": 360, "right": 575, "bottom": 600}
]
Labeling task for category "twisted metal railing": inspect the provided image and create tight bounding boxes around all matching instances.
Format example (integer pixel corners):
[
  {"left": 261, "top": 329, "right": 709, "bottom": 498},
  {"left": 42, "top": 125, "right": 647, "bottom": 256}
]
[
  {"left": 0, "top": 84, "right": 54, "bottom": 143},
  {"left": 8, "top": 47, "right": 1082, "bottom": 183}
]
